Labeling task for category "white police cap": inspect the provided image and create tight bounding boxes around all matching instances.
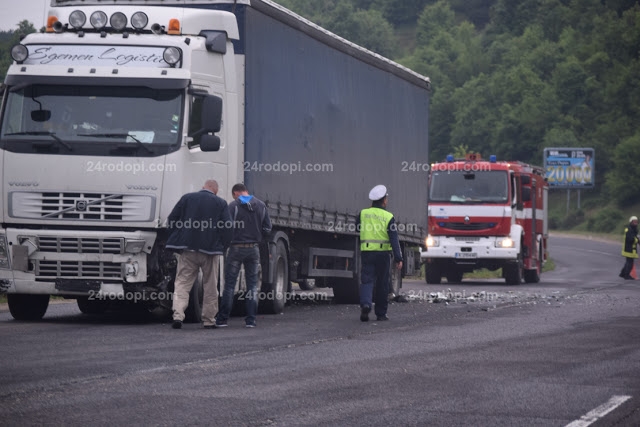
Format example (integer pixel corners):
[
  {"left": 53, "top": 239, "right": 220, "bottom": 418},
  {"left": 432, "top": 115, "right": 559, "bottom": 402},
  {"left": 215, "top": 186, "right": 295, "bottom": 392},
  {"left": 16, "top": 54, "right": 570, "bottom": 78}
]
[
  {"left": 630, "top": 216, "right": 638, "bottom": 222},
  {"left": 368, "top": 184, "right": 387, "bottom": 201}
]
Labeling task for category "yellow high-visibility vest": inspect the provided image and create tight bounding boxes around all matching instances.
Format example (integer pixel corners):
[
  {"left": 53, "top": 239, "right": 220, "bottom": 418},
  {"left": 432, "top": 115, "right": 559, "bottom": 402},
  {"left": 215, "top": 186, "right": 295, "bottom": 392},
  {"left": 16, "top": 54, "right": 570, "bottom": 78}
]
[{"left": 360, "top": 207, "right": 393, "bottom": 251}]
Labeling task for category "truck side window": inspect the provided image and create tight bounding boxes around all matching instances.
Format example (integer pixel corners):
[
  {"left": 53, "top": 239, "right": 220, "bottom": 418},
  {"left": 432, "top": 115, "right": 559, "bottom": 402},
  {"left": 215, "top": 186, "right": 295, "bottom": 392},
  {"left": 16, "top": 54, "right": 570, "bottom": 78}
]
[{"left": 188, "top": 96, "right": 203, "bottom": 148}]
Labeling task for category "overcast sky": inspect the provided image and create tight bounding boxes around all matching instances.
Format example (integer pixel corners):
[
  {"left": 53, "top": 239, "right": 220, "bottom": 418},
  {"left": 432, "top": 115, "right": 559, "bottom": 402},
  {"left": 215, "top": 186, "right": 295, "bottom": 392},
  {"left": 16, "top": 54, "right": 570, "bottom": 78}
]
[{"left": 0, "top": 0, "right": 48, "bottom": 32}]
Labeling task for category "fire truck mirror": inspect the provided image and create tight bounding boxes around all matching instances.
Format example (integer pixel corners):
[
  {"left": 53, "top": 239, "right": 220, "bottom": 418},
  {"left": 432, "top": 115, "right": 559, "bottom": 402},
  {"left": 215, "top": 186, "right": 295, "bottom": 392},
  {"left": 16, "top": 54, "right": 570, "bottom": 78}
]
[{"left": 522, "top": 187, "right": 531, "bottom": 202}]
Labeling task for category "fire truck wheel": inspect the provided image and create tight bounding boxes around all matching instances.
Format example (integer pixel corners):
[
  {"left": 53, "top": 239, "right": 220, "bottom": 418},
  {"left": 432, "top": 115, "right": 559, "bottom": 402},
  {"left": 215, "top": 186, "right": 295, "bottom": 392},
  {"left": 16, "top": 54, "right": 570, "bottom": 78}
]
[
  {"left": 425, "top": 264, "right": 442, "bottom": 284},
  {"left": 504, "top": 254, "right": 523, "bottom": 286},
  {"left": 524, "top": 244, "right": 543, "bottom": 283},
  {"left": 7, "top": 294, "right": 50, "bottom": 321},
  {"left": 446, "top": 271, "right": 464, "bottom": 284}
]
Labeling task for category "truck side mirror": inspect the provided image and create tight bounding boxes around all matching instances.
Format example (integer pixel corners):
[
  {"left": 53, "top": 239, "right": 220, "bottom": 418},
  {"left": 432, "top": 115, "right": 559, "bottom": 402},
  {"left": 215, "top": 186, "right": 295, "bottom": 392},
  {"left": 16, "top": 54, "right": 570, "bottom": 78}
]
[
  {"left": 200, "top": 134, "right": 220, "bottom": 152},
  {"left": 190, "top": 95, "right": 223, "bottom": 139}
]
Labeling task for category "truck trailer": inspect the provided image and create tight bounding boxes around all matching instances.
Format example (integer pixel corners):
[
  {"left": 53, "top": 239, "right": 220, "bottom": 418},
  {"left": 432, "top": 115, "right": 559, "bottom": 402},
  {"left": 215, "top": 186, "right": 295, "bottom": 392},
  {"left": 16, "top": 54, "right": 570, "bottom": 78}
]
[{"left": 0, "top": 0, "right": 430, "bottom": 320}]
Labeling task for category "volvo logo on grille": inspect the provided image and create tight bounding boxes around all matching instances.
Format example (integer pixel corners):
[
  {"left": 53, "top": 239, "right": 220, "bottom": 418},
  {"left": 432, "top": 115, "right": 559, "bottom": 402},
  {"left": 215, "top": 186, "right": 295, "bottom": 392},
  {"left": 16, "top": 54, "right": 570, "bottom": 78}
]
[
  {"left": 464, "top": 216, "right": 470, "bottom": 224},
  {"left": 75, "top": 200, "right": 88, "bottom": 211}
]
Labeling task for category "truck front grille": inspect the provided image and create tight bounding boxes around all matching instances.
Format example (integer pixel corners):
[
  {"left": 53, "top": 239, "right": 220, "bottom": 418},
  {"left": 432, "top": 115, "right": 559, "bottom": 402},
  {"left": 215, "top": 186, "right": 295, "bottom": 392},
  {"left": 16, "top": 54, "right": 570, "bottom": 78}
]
[
  {"left": 442, "top": 222, "right": 496, "bottom": 231},
  {"left": 35, "top": 260, "right": 123, "bottom": 280},
  {"left": 37, "top": 236, "right": 124, "bottom": 254},
  {"left": 10, "top": 192, "right": 154, "bottom": 222}
]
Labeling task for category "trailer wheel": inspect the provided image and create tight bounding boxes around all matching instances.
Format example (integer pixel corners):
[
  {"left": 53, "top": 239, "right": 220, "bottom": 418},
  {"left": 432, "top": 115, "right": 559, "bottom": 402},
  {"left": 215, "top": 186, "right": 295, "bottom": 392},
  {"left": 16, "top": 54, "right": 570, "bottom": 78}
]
[
  {"left": 504, "top": 251, "right": 523, "bottom": 286},
  {"left": 446, "top": 271, "right": 464, "bottom": 284},
  {"left": 184, "top": 273, "right": 203, "bottom": 323},
  {"left": 260, "top": 240, "right": 288, "bottom": 314},
  {"left": 7, "top": 294, "right": 50, "bottom": 321},
  {"left": 77, "top": 297, "right": 110, "bottom": 315},
  {"left": 425, "top": 263, "right": 442, "bottom": 284}
]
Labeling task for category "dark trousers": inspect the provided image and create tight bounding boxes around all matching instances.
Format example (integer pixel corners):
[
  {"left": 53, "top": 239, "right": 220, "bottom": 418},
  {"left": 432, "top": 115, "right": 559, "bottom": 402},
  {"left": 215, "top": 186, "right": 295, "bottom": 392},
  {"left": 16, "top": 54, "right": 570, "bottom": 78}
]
[
  {"left": 620, "top": 257, "right": 635, "bottom": 278},
  {"left": 218, "top": 245, "right": 261, "bottom": 325},
  {"left": 359, "top": 251, "right": 391, "bottom": 317}
]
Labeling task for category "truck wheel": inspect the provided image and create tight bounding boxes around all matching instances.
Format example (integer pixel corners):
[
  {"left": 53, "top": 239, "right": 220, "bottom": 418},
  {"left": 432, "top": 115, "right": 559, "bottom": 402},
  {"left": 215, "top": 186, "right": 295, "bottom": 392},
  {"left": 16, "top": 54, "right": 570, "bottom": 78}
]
[
  {"left": 260, "top": 240, "right": 288, "bottom": 314},
  {"left": 446, "top": 271, "right": 464, "bottom": 283},
  {"left": 7, "top": 294, "right": 50, "bottom": 321},
  {"left": 297, "top": 279, "right": 316, "bottom": 291},
  {"left": 184, "top": 274, "right": 203, "bottom": 323},
  {"left": 332, "top": 277, "right": 360, "bottom": 304},
  {"left": 425, "top": 264, "right": 442, "bottom": 284},
  {"left": 77, "top": 297, "right": 110, "bottom": 314},
  {"left": 524, "top": 246, "right": 542, "bottom": 283},
  {"left": 504, "top": 252, "right": 523, "bottom": 286}
]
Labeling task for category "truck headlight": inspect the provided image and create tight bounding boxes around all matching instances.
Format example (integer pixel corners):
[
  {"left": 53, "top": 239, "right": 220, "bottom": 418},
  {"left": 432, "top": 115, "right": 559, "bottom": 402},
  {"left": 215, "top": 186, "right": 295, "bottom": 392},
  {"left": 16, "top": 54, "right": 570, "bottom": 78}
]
[
  {"left": 425, "top": 235, "right": 439, "bottom": 248},
  {"left": 0, "top": 235, "right": 10, "bottom": 269},
  {"left": 495, "top": 237, "right": 514, "bottom": 248}
]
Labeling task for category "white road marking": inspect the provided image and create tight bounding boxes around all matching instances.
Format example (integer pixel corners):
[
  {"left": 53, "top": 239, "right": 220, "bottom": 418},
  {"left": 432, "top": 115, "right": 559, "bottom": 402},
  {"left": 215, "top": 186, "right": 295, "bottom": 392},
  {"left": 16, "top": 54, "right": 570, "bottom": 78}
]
[{"left": 566, "top": 395, "right": 632, "bottom": 427}]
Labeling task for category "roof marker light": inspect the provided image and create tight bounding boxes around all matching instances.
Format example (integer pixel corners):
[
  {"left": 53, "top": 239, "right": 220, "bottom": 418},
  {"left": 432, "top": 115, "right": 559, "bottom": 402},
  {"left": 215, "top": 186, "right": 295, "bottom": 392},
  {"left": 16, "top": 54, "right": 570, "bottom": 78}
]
[
  {"left": 446, "top": 154, "right": 454, "bottom": 162},
  {"left": 489, "top": 155, "right": 497, "bottom": 163},
  {"left": 167, "top": 18, "right": 181, "bottom": 35}
]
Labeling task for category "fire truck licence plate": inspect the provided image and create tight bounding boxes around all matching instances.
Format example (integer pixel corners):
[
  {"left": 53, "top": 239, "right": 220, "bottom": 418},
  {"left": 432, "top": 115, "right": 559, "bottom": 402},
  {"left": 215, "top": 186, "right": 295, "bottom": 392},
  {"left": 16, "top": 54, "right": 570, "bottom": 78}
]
[{"left": 455, "top": 252, "right": 477, "bottom": 258}]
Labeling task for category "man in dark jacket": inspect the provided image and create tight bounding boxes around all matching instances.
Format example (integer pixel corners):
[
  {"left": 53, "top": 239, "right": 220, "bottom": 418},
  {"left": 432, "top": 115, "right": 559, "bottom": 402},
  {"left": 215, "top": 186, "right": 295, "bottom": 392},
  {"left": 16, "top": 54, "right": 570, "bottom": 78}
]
[
  {"left": 619, "top": 215, "right": 638, "bottom": 280},
  {"left": 216, "top": 183, "right": 272, "bottom": 328},
  {"left": 166, "top": 179, "right": 232, "bottom": 329}
]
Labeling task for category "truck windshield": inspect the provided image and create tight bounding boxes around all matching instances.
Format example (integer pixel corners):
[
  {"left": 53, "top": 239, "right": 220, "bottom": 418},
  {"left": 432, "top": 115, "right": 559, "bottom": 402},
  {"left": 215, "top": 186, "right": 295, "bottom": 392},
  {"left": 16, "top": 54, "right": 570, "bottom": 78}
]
[
  {"left": 429, "top": 171, "right": 509, "bottom": 203},
  {"left": 0, "top": 84, "right": 183, "bottom": 148}
]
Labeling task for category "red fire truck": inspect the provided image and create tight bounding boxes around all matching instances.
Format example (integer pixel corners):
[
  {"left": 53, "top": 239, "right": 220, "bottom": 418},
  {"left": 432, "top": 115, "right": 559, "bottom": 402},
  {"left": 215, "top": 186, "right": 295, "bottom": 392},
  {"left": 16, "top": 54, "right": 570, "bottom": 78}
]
[{"left": 421, "top": 154, "right": 548, "bottom": 285}]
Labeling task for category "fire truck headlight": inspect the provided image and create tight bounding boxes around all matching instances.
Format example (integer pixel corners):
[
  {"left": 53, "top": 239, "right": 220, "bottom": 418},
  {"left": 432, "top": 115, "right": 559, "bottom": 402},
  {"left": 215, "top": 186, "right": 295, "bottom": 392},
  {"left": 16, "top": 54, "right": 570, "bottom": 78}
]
[
  {"left": 425, "top": 235, "right": 439, "bottom": 248},
  {"left": 495, "top": 237, "right": 514, "bottom": 248},
  {"left": 0, "top": 234, "right": 10, "bottom": 269}
]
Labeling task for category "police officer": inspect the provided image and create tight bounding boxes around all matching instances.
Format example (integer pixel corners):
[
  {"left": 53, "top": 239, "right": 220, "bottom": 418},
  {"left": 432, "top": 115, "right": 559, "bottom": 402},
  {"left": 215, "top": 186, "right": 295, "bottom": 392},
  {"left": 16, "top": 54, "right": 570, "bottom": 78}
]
[
  {"left": 358, "top": 185, "right": 403, "bottom": 322},
  {"left": 619, "top": 215, "right": 638, "bottom": 280}
]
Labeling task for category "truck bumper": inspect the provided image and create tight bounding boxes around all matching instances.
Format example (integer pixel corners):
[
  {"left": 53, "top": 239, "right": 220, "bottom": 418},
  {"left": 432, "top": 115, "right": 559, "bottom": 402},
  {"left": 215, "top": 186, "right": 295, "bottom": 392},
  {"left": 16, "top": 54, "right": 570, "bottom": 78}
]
[
  {"left": 0, "top": 227, "right": 157, "bottom": 296},
  {"left": 420, "top": 236, "right": 518, "bottom": 262}
]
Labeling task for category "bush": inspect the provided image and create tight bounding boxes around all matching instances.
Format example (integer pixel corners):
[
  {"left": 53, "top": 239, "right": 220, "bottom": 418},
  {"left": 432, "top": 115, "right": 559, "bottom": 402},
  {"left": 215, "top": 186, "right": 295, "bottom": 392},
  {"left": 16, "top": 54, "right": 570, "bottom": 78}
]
[{"left": 587, "top": 208, "right": 624, "bottom": 233}]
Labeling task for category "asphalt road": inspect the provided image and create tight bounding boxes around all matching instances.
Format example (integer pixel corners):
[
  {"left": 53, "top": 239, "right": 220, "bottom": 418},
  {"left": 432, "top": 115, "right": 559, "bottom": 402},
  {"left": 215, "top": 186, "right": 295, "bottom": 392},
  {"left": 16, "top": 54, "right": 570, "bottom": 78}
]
[{"left": 0, "top": 235, "right": 639, "bottom": 426}]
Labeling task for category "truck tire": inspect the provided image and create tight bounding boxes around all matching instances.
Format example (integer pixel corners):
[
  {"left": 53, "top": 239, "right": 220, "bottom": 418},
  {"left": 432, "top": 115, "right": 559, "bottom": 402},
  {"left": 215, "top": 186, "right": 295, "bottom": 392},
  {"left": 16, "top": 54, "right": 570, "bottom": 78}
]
[
  {"left": 446, "top": 271, "right": 464, "bottom": 283},
  {"left": 524, "top": 246, "right": 542, "bottom": 283},
  {"left": 260, "top": 240, "right": 288, "bottom": 314},
  {"left": 77, "top": 297, "right": 110, "bottom": 315},
  {"left": 425, "top": 263, "right": 442, "bottom": 284},
  {"left": 504, "top": 252, "right": 523, "bottom": 286},
  {"left": 7, "top": 294, "right": 50, "bottom": 321},
  {"left": 184, "top": 274, "right": 203, "bottom": 323}
]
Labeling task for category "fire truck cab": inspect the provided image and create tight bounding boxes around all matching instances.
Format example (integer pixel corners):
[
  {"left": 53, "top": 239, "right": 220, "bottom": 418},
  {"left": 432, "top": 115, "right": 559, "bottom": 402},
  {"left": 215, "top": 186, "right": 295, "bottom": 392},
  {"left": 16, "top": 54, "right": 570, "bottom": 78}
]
[{"left": 421, "top": 154, "right": 548, "bottom": 285}]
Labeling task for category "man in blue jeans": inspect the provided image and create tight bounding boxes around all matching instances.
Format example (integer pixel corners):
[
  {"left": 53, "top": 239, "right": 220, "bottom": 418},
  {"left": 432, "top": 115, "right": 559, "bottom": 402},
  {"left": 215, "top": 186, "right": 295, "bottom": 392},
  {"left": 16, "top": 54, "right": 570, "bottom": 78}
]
[{"left": 216, "top": 183, "right": 272, "bottom": 328}]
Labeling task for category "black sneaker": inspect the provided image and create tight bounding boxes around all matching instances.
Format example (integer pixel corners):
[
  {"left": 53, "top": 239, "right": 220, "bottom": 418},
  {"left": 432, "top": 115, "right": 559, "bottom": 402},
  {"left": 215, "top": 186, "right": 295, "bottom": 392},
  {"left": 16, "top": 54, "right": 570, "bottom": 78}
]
[
  {"left": 172, "top": 320, "right": 183, "bottom": 329},
  {"left": 245, "top": 322, "right": 256, "bottom": 328},
  {"left": 624, "top": 276, "right": 635, "bottom": 280},
  {"left": 203, "top": 324, "right": 217, "bottom": 329},
  {"left": 215, "top": 321, "right": 228, "bottom": 328},
  {"left": 376, "top": 315, "right": 389, "bottom": 321},
  {"left": 619, "top": 273, "right": 626, "bottom": 278},
  {"left": 360, "top": 305, "right": 371, "bottom": 322}
]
